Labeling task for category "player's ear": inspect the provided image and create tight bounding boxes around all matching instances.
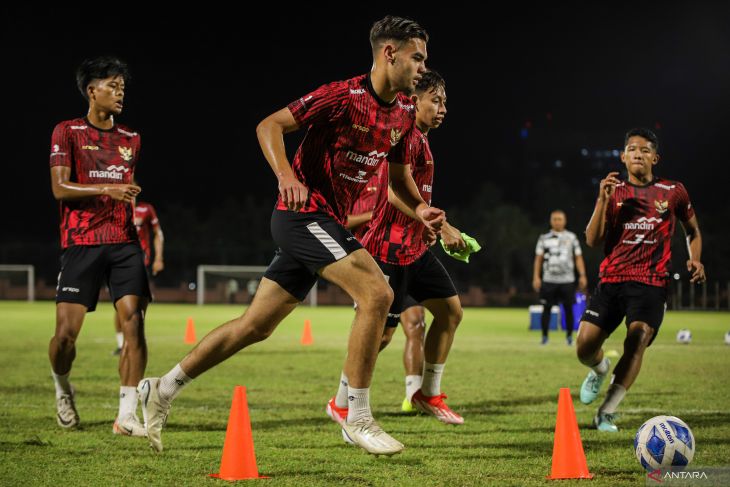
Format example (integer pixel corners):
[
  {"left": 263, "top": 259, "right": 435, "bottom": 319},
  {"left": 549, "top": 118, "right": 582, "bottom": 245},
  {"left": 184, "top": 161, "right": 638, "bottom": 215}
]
[
  {"left": 383, "top": 43, "right": 398, "bottom": 65},
  {"left": 411, "top": 94, "right": 419, "bottom": 110},
  {"left": 652, "top": 153, "right": 660, "bottom": 165}
]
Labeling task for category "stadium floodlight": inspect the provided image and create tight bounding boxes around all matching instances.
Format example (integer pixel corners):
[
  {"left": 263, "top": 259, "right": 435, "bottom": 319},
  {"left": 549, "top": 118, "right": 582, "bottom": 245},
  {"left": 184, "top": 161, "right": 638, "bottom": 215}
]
[
  {"left": 195, "top": 265, "right": 317, "bottom": 306},
  {"left": 0, "top": 265, "right": 35, "bottom": 302}
]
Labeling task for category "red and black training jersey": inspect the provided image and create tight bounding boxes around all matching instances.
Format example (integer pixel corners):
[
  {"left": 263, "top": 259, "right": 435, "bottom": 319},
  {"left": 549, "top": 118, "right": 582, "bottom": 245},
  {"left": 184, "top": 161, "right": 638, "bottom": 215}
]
[
  {"left": 361, "top": 126, "right": 434, "bottom": 266},
  {"left": 282, "top": 74, "right": 415, "bottom": 224},
  {"left": 134, "top": 201, "right": 160, "bottom": 267},
  {"left": 600, "top": 177, "right": 695, "bottom": 287},
  {"left": 348, "top": 169, "right": 382, "bottom": 241},
  {"left": 49, "top": 117, "right": 140, "bottom": 248}
]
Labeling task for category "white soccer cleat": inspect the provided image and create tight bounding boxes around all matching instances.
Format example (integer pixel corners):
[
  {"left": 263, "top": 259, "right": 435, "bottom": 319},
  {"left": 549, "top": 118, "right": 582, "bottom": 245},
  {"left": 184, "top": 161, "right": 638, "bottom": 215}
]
[
  {"left": 341, "top": 417, "right": 404, "bottom": 456},
  {"left": 56, "top": 387, "right": 79, "bottom": 429},
  {"left": 113, "top": 413, "right": 147, "bottom": 437},
  {"left": 137, "top": 378, "right": 170, "bottom": 452}
]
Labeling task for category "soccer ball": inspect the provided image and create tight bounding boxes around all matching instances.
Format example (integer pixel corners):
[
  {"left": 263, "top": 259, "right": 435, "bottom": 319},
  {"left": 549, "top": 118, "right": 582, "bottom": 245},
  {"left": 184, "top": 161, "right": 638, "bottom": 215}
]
[
  {"left": 676, "top": 329, "right": 692, "bottom": 344},
  {"left": 725, "top": 331, "right": 730, "bottom": 345},
  {"left": 635, "top": 416, "right": 695, "bottom": 472}
]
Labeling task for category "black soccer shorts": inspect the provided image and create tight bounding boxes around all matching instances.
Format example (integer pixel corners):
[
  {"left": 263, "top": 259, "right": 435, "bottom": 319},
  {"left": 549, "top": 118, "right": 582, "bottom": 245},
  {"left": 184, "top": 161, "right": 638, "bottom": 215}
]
[
  {"left": 56, "top": 243, "right": 151, "bottom": 312},
  {"left": 580, "top": 281, "right": 667, "bottom": 345},
  {"left": 264, "top": 209, "right": 363, "bottom": 301},
  {"left": 378, "top": 250, "right": 458, "bottom": 327}
]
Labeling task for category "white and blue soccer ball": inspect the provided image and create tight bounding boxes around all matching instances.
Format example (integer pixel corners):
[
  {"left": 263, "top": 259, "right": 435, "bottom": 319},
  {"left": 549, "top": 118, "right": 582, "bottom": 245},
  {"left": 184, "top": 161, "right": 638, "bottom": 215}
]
[
  {"left": 676, "top": 329, "right": 692, "bottom": 344},
  {"left": 635, "top": 416, "right": 695, "bottom": 472},
  {"left": 725, "top": 331, "right": 730, "bottom": 345}
]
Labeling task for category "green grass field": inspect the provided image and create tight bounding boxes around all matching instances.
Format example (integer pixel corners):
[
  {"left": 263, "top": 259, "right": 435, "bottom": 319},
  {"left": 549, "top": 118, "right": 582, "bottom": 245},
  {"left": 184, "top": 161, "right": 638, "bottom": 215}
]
[{"left": 1, "top": 301, "right": 728, "bottom": 486}]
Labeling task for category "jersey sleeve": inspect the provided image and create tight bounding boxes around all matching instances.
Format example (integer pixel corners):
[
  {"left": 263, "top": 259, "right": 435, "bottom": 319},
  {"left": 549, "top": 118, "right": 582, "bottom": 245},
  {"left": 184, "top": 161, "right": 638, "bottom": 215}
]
[
  {"left": 147, "top": 203, "right": 160, "bottom": 228},
  {"left": 674, "top": 182, "right": 695, "bottom": 222},
  {"left": 287, "top": 81, "right": 350, "bottom": 127},
  {"left": 49, "top": 122, "right": 72, "bottom": 168},
  {"left": 572, "top": 233, "right": 583, "bottom": 256},
  {"left": 535, "top": 235, "right": 545, "bottom": 256}
]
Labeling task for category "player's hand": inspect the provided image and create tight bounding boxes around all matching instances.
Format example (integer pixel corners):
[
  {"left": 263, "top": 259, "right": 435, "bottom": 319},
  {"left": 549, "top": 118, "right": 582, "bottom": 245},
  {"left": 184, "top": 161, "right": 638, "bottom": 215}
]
[
  {"left": 598, "top": 172, "right": 620, "bottom": 202},
  {"left": 152, "top": 260, "right": 164, "bottom": 276},
  {"left": 422, "top": 226, "right": 438, "bottom": 246},
  {"left": 687, "top": 259, "right": 706, "bottom": 284},
  {"left": 417, "top": 205, "right": 445, "bottom": 232},
  {"left": 578, "top": 275, "right": 588, "bottom": 292},
  {"left": 441, "top": 224, "right": 466, "bottom": 251},
  {"left": 532, "top": 276, "right": 541, "bottom": 293},
  {"left": 105, "top": 184, "right": 141, "bottom": 203},
  {"left": 278, "top": 174, "right": 309, "bottom": 211}
]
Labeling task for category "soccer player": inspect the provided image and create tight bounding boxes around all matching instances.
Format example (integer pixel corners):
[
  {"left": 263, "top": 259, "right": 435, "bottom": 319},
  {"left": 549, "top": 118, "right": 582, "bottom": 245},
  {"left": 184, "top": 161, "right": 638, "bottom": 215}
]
[
  {"left": 113, "top": 198, "right": 164, "bottom": 355},
  {"left": 138, "top": 16, "right": 443, "bottom": 456},
  {"left": 577, "top": 128, "right": 705, "bottom": 432},
  {"left": 49, "top": 56, "right": 150, "bottom": 437},
  {"left": 344, "top": 168, "right": 428, "bottom": 414},
  {"left": 532, "top": 210, "right": 587, "bottom": 345},
  {"left": 327, "top": 70, "right": 467, "bottom": 427}
]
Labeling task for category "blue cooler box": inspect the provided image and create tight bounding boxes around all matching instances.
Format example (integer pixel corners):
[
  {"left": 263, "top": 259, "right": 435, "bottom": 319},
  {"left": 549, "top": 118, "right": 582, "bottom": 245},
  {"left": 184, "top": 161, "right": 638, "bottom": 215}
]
[{"left": 529, "top": 292, "right": 587, "bottom": 331}]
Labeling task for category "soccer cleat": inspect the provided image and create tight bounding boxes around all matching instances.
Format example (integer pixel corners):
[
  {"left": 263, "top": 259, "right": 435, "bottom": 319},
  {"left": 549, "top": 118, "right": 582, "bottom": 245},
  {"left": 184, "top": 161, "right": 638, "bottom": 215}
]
[
  {"left": 541, "top": 336, "right": 549, "bottom": 345},
  {"left": 56, "top": 388, "right": 79, "bottom": 429},
  {"left": 113, "top": 413, "right": 147, "bottom": 437},
  {"left": 411, "top": 390, "right": 464, "bottom": 425},
  {"left": 137, "top": 378, "right": 171, "bottom": 452},
  {"left": 325, "top": 397, "right": 348, "bottom": 426},
  {"left": 401, "top": 396, "right": 416, "bottom": 413},
  {"left": 594, "top": 411, "right": 619, "bottom": 432},
  {"left": 566, "top": 335, "right": 573, "bottom": 346},
  {"left": 112, "top": 347, "right": 122, "bottom": 356},
  {"left": 341, "top": 416, "right": 404, "bottom": 456},
  {"left": 579, "top": 359, "right": 610, "bottom": 405}
]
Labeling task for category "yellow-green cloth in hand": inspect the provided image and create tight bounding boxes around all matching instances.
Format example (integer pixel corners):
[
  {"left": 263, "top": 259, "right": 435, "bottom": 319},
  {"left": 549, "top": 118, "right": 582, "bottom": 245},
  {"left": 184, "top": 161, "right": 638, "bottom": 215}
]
[{"left": 440, "top": 232, "right": 482, "bottom": 263}]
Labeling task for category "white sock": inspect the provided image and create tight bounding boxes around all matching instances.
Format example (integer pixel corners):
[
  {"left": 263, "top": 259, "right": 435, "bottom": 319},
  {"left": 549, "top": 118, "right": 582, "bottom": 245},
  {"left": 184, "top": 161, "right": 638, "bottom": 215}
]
[
  {"left": 118, "top": 386, "right": 138, "bottom": 418},
  {"left": 598, "top": 382, "right": 626, "bottom": 414},
  {"left": 405, "top": 375, "right": 422, "bottom": 401},
  {"left": 346, "top": 387, "right": 371, "bottom": 423},
  {"left": 335, "top": 372, "right": 349, "bottom": 408},
  {"left": 115, "top": 332, "right": 124, "bottom": 348},
  {"left": 421, "top": 362, "right": 445, "bottom": 397},
  {"left": 591, "top": 357, "right": 610, "bottom": 376},
  {"left": 158, "top": 363, "right": 192, "bottom": 403},
  {"left": 51, "top": 369, "right": 72, "bottom": 398}
]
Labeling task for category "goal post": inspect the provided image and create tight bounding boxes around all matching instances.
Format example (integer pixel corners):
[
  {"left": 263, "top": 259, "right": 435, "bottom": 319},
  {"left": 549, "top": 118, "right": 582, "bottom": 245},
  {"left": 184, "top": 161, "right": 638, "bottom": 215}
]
[
  {"left": 195, "top": 265, "right": 318, "bottom": 306},
  {"left": 0, "top": 265, "right": 35, "bottom": 302}
]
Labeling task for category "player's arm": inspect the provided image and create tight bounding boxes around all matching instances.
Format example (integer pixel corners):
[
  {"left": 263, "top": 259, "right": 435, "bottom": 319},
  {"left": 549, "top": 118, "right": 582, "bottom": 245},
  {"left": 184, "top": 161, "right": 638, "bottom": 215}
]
[
  {"left": 346, "top": 211, "right": 373, "bottom": 231},
  {"left": 585, "top": 171, "right": 620, "bottom": 247},
  {"left": 532, "top": 254, "right": 543, "bottom": 292},
  {"left": 680, "top": 215, "right": 705, "bottom": 283},
  {"left": 50, "top": 166, "right": 140, "bottom": 202},
  {"left": 387, "top": 163, "right": 445, "bottom": 232},
  {"left": 575, "top": 254, "right": 588, "bottom": 291},
  {"left": 152, "top": 224, "right": 165, "bottom": 276},
  {"left": 256, "top": 108, "right": 307, "bottom": 211}
]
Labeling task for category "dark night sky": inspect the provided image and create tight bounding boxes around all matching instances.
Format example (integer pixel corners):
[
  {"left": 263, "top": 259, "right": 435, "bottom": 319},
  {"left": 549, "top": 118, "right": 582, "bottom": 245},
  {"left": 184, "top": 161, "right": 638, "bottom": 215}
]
[{"left": 2, "top": 3, "right": 729, "bottom": 247}]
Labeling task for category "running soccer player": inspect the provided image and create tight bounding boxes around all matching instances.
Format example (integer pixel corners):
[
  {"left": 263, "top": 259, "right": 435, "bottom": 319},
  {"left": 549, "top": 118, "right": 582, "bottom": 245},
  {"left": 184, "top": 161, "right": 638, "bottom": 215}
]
[
  {"left": 327, "top": 70, "right": 467, "bottom": 427},
  {"left": 577, "top": 128, "right": 705, "bottom": 432},
  {"left": 138, "top": 16, "right": 443, "bottom": 456},
  {"left": 532, "top": 210, "right": 587, "bottom": 345},
  {"left": 113, "top": 199, "right": 164, "bottom": 355},
  {"left": 344, "top": 169, "right": 429, "bottom": 414},
  {"left": 49, "top": 56, "right": 150, "bottom": 437}
]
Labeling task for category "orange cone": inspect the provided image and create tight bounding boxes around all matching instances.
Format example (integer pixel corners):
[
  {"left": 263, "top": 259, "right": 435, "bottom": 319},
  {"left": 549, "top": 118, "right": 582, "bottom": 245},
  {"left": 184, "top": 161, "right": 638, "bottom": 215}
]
[
  {"left": 547, "top": 388, "right": 593, "bottom": 480},
  {"left": 300, "top": 319, "right": 313, "bottom": 346},
  {"left": 210, "top": 386, "right": 268, "bottom": 480},
  {"left": 184, "top": 317, "right": 197, "bottom": 344}
]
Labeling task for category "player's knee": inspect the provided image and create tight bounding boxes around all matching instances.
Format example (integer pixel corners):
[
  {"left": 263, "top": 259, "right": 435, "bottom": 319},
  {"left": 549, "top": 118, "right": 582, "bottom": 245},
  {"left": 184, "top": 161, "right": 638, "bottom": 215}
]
[
  {"left": 360, "top": 281, "right": 393, "bottom": 313},
  {"left": 625, "top": 322, "right": 654, "bottom": 350},
  {"left": 54, "top": 331, "right": 77, "bottom": 351}
]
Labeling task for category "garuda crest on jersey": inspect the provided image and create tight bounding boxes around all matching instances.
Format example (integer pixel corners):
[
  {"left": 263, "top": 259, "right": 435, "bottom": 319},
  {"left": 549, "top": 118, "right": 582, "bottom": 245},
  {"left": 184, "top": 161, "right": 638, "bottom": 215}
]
[
  {"left": 390, "top": 128, "right": 402, "bottom": 146},
  {"left": 654, "top": 200, "right": 669, "bottom": 214},
  {"left": 119, "top": 146, "right": 133, "bottom": 162}
]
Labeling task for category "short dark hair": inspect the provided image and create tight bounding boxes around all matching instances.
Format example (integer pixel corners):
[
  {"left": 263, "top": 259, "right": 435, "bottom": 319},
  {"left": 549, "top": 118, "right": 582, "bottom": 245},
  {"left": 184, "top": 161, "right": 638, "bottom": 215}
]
[
  {"left": 76, "top": 56, "right": 130, "bottom": 100},
  {"left": 624, "top": 127, "right": 659, "bottom": 152},
  {"left": 369, "top": 15, "right": 428, "bottom": 51},
  {"left": 415, "top": 70, "right": 445, "bottom": 95}
]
